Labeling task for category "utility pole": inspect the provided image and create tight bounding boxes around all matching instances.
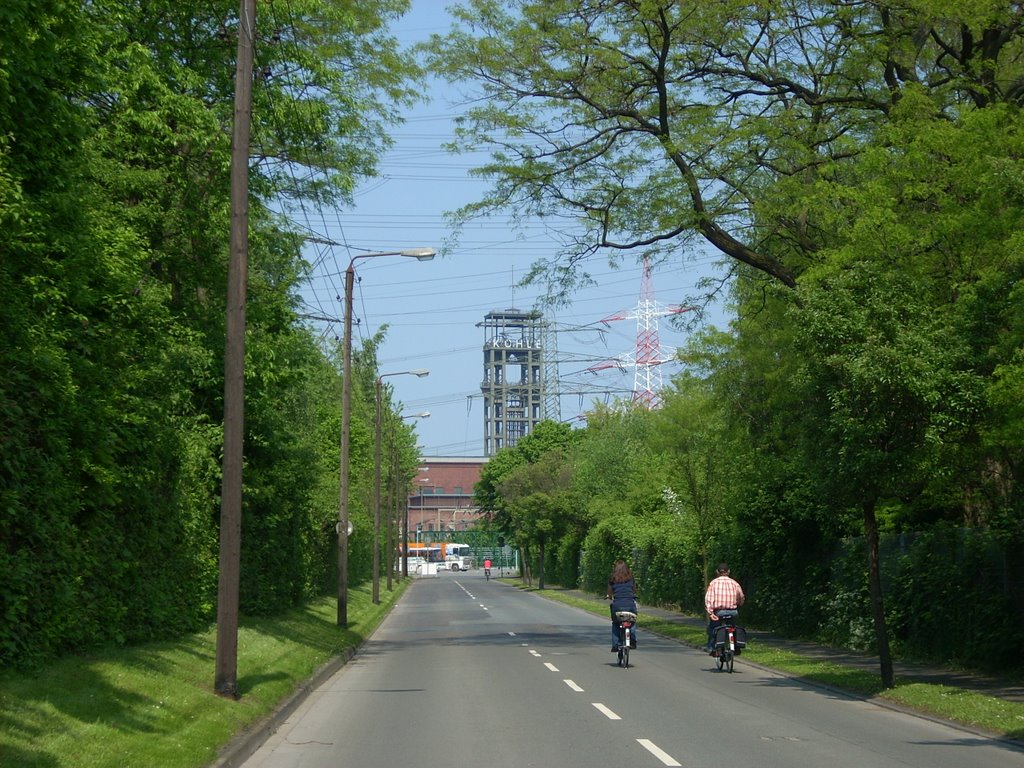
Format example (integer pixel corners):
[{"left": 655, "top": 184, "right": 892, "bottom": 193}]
[
  {"left": 215, "top": 0, "right": 255, "bottom": 699},
  {"left": 338, "top": 263, "right": 355, "bottom": 626}
]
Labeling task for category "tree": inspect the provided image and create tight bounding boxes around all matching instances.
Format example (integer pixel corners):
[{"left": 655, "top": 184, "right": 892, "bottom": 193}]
[
  {"left": 425, "top": 1, "right": 1024, "bottom": 295},
  {"left": 791, "top": 260, "right": 981, "bottom": 688},
  {"left": 499, "top": 449, "right": 575, "bottom": 588},
  {"left": 656, "top": 375, "right": 736, "bottom": 589},
  {"left": 474, "top": 420, "right": 580, "bottom": 582}
]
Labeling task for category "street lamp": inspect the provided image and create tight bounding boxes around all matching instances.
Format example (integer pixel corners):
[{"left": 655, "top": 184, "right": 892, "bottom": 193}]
[
  {"left": 338, "top": 248, "right": 435, "bottom": 627},
  {"left": 374, "top": 370, "right": 429, "bottom": 604},
  {"left": 390, "top": 412, "right": 429, "bottom": 589}
]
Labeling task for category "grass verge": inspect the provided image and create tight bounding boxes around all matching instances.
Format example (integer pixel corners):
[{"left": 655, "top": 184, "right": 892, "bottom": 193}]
[
  {"left": 520, "top": 583, "right": 1024, "bottom": 741},
  {"left": 0, "top": 580, "right": 407, "bottom": 768}
]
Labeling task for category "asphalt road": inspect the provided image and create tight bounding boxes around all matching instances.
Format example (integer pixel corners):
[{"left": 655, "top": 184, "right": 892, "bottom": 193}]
[{"left": 240, "top": 573, "right": 1024, "bottom": 768}]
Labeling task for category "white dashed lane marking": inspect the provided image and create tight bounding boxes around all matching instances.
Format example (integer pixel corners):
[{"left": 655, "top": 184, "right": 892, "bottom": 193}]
[
  {"left": 637, "top": 739, "right": 682, "bottom": 766},
  {"left": 592, "top": 703, "right": 621, "bottom": 720}
]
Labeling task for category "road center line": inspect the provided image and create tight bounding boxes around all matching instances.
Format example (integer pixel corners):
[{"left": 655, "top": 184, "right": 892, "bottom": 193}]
[
  {"left": 636, "top": 739, "right": 681, "bottom": 766},
  {"left": 543, "top": 662, "right": 559, "bottom": 672},
  {"left": 564, "top": 679, "right": 583, "bottom": 692},
  {"left": 592, "top": 702, "right": 621, "bottom": 720}
]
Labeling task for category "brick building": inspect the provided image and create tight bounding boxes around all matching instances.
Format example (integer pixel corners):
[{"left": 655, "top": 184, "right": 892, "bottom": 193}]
[{"left": 408, "top": 456, "right": 488, "bottom": 540}]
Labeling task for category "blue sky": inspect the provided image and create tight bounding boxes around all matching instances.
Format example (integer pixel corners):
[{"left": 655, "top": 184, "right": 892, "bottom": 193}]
[{"left": 295, "top": 1, "right": 731, "bottom": 456}]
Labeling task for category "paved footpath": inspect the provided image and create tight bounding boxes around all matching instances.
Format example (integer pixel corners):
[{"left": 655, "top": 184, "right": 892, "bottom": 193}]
[{"left": 547, "top": 586, "right": 1024, "bottom": 704}]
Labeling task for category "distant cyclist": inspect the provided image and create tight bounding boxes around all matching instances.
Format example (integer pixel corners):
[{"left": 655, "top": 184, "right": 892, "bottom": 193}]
[
  {"left": 705, "top": 563, "right": 744, "bottom": 654},
  {"left": 483, "top": 558, "right": 492, "bottom": 580},
  {"left": 606, "top": 559, "right": 638, "bottom": 652}
]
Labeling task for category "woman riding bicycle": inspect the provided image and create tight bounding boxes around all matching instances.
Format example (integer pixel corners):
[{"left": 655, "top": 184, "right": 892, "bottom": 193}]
[{"left": 606, "top": 559, "right": 638, "bottom": 652}]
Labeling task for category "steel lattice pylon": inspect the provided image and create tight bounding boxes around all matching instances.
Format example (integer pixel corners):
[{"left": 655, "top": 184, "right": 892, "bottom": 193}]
[{"left": 587, "top": 256, "right": 693, "bottom": 409}]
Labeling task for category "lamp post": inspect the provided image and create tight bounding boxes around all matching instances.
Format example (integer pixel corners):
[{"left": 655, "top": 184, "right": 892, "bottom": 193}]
[
  {"left": 338, "top": 248, "right": 434, "bottom": 627},
  {"left": 373, "top": 371, "right": 429, "bottom": 604},
  {"left": 390, "top": 412, "right": 429, "bottom": 590}
]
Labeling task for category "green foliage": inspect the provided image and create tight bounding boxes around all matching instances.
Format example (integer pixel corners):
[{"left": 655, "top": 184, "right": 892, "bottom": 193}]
[
  {"left": 888, "top": 526, "right": 1023, "bottom": 669},
  {"left": 0, "top": 0, "right": 420, "bottom": 668}
]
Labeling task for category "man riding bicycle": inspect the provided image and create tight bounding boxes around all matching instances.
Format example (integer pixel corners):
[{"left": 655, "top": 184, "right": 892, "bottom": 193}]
[
  {"left": 705, "top": 563, "right": 744, "bottom": 655},
  {"left": 483, "top": 558, "right": 492, "bottom": 580}
]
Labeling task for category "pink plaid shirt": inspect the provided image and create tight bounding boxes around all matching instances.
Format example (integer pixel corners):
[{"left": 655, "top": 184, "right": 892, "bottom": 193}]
[{"left": 705, "top": 575, "right": 745, "bottom": 616}]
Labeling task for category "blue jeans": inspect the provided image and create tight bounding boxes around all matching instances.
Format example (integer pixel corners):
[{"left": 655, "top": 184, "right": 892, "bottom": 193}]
[
  {"left": 610, "top": 604, "right": 638, "bottom": 647},
  {"left": 707, "top": 610, "right": 738, "bottom": 650}
]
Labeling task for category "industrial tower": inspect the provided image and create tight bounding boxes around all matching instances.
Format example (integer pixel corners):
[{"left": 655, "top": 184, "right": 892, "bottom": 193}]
[
  {"left": 587, "top": 256, "right": 693, "bottom": 409},
  {"left": 478, "top": 308, "right": 553, "bottom": 456}
]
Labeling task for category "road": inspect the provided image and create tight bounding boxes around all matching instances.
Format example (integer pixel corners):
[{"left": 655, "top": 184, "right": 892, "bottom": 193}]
[{"left": 241, "top": 573, "right": 1024, "bottom": 768}]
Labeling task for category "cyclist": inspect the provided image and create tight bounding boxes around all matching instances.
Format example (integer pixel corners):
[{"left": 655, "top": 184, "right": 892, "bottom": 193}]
[
  {"left": 705, "top": 563, "right": 744, "bottom": 655},
  {"left": 606, "top": 559, "right": 638, "bottom": 652},
  {"left": 483, "top": 558, "right": 492, "bottom": 580}
]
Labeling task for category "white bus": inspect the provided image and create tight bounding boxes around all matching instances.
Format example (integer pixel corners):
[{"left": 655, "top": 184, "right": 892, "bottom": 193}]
[{"left": 443, "top": 543, "right": 473, "bottom": 571}]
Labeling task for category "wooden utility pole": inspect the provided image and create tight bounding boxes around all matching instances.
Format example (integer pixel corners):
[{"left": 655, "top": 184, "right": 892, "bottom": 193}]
[
  {"left": 373, "top": 378, "right": 384, "bottom": 604},
  {"left": 386, "top": 422, "right": 399, "bottom": 592},
  {"left": 215, "top": 0, "right": 256, "bottom": 699},
  {"left": 338, "top": 263, "right": 355, "bottom": 627}
]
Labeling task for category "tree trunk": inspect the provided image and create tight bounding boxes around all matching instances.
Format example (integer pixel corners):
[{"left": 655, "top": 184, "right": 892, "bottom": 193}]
[
  {"left": 538, "top": 538, "right": 546, "bottom": 590},
  {"left": 863, "top": 498, "right": 895, "bottom": 688}
]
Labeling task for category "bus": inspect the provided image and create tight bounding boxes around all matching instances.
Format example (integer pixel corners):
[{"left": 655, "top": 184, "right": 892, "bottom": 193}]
[
  {"left": 443, "top": 542, "right": 473, "bottom": 571},
  {"left": 397, "top": 542, "right": 474, "bottom": 572},
  {"left": 398, "top": 543, "right": 443, "bottom": 572}
]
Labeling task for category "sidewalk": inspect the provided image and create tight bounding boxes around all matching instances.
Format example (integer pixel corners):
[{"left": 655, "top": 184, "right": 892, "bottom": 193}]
[{"left": 549, "top": 587, "right": 1024, "bottom": 704}]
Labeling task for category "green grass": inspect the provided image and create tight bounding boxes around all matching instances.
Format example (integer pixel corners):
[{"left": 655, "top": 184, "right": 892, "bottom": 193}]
[
  {"left": 521, "top": 583, "right": 1024, "bottom": 741},
  {"left": 0, "top": 581, "right": 407, "bottom": 768}
]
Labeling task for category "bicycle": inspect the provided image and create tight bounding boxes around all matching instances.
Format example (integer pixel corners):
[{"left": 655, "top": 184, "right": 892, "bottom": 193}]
[
  {"left": 484, "top": 568, "right": 491, "bottom": 580},
  {"left": 711, "top": 610, "right": 745, "bottom": 673},
  {"left": 614, "top": 611, "right": 637, "bottom": 669}
]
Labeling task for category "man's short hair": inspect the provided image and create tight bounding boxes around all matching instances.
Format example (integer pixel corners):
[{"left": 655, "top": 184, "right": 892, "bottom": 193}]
[{"left": 716, "top": 563, "right": 729, "bottom": 574}]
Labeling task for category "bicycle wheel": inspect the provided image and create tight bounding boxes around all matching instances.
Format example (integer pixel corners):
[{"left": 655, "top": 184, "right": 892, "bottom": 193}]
[
  {"left": 716, "top": 652, "right": 725, "bottom": 671},
  {"left": 623, "top": 643, "right": 630, "bottom": 669}
]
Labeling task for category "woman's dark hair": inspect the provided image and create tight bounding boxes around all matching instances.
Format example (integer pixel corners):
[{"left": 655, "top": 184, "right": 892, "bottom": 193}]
[{"left": 610, "top": 559, "right": 633, "bottom": 583}]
